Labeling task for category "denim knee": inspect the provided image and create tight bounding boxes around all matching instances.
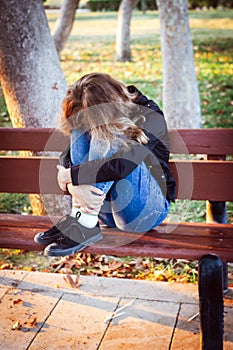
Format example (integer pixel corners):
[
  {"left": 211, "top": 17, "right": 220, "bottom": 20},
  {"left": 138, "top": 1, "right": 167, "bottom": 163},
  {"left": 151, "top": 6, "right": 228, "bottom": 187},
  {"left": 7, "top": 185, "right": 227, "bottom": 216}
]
[{"left": 115, "top": 201, "right": 170, "bottom": 233}]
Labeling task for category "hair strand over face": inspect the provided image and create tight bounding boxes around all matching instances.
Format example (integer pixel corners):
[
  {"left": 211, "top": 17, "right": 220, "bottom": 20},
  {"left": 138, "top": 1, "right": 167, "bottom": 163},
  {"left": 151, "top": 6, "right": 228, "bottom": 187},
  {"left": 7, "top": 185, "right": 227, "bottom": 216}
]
[{"left": 59, "top": 73, "right": 148, "bottom": 151}]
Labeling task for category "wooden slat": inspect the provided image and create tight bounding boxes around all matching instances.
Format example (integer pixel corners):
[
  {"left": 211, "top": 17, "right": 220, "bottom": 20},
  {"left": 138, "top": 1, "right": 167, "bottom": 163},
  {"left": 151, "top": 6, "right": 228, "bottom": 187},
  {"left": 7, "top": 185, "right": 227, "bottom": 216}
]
[
  {"left": 1, "top": 128, "right": 233, "bottom": 155},
  {"left": 170, "top": 160, "right": 233, "bottom": 201},
  {"left": 169, "top": 128, "right": 233, "bottom": 155},
  {"left": 0, "top": 157, "right": 63, "bottom": 194},
  {"left": 0, "top": 128, "right": 69, "bottom": 152},
  {"left": 0, "top": 215, "right": 54, "bottom": 252},
  {"left": 0, "top": 214, "right": 232, "bottom": 262},
  {"left": 87, "top": 228, "right": 233, "bottom": 262},
  {"left": 1, "top": 157, "right": 233, "bottom": 201}
]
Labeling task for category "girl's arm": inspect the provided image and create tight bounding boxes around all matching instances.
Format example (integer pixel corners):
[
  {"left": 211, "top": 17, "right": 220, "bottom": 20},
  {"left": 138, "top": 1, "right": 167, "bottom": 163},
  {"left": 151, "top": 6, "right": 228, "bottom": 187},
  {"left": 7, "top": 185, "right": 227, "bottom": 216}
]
[{"left": 70, "top": 141, "right": 151, "bottom": 186}]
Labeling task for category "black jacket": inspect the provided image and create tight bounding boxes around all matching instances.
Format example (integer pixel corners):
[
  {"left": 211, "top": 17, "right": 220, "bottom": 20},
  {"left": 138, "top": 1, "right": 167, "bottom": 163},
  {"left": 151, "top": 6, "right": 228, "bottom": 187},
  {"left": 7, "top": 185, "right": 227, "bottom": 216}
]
[{"left": 60, "top": 86, "right": 176, "bottom": 202}]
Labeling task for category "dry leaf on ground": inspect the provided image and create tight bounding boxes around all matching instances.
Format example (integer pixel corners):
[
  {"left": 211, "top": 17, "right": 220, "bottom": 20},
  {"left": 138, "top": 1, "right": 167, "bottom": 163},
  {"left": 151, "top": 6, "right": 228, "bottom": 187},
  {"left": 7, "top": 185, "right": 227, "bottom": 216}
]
[
  {"left": 63, "top": 272, "right": 80, "bottom": 288},
  {"left": 11, "top": 320, "right": 22, "bottom": 330}
]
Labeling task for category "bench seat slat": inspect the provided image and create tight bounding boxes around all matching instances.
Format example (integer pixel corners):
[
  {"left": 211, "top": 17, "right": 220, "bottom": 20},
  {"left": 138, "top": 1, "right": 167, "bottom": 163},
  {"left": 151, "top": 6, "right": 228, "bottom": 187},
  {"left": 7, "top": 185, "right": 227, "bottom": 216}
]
[
  {"left": 1, "top": 128, "right": 233, "bottom": 155},
  {"left": 0, "top": 214, "right": 232, "bottom": 237},
  {"left": 0, "top": 214, "right": 232, "bottom": 262},
  {"left": 1, "top": 157, "right": 233, "bottom": 201}
]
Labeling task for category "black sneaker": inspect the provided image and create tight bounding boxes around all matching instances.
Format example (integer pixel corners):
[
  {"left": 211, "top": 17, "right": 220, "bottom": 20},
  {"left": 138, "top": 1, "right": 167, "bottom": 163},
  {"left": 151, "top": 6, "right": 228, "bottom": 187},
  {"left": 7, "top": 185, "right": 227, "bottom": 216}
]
[
  {"left": 34, "top": 215, "right": 74, "bottom": 245},
  {"left": 44, "top": 219, "right": 103, "bottom": 257}
]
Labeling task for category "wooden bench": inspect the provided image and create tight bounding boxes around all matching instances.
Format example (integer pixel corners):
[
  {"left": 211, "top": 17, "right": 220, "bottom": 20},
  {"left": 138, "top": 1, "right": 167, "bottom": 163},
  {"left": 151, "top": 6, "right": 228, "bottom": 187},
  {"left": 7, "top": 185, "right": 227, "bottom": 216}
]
[{"left": 0, "top": 127, "right": 233, "bottom": 350}]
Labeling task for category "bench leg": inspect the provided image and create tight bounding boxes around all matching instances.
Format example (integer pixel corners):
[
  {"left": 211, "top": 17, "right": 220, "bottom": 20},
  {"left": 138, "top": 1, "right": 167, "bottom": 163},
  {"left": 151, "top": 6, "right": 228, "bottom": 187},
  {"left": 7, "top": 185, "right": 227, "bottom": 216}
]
[
  {"left": 207, "top": 200, "right": 228, "bottom": 294},
  {"left": 198, "top": 254, "right": 224, "bottom": 350}
]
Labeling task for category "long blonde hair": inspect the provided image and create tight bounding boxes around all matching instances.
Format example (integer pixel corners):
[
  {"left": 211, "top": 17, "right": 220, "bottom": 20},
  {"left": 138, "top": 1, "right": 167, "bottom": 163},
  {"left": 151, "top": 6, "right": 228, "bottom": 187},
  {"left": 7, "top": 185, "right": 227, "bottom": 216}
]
[{"left": 60, "top": 73, "right": 148, "bottom": 151}]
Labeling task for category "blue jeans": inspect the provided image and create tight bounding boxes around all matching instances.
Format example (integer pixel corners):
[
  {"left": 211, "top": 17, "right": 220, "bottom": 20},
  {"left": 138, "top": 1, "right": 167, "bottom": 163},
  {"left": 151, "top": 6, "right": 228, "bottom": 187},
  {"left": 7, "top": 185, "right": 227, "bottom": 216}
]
[{"left": 71, "top": 129, "right": 170, "bottom": 233}]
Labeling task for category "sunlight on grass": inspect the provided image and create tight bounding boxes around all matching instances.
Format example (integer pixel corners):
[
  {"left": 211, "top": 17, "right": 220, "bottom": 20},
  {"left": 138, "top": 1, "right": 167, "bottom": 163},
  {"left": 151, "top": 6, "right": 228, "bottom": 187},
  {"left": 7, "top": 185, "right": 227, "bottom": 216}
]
[
  {"left": 190, "top": 17, "right": 233, "bottom": 28},
  {"left": 47, "top": 10, "right": 233, "bottom": 40}
]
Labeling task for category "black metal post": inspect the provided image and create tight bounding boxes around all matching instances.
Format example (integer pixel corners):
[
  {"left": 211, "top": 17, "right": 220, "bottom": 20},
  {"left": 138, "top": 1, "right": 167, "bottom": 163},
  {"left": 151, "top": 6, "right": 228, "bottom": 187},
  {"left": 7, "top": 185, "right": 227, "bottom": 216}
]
[
  {"left": 198, "top": 254, "right": 224, "bottom": 350},
  {"left": 207, "top": 201, "right": 228, "bottom": 225},
  {"left": 206, "top": 200, "right": 228, "bottom": 293}
]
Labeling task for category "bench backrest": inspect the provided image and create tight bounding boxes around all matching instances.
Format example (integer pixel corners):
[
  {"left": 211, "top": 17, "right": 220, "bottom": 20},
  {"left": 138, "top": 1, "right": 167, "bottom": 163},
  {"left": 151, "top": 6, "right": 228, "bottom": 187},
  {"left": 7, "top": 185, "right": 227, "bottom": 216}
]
[{"left": 0, "top": 128, "right": 233, "bottom": 202}]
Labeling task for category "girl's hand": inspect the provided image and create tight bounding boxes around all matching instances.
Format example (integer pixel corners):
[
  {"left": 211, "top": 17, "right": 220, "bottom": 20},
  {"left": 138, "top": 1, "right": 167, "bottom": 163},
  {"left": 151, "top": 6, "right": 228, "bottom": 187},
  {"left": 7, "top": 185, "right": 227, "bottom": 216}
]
[
  {"left": 56, "top": 165, "right": 72, "bottom": 191},
  {"left": 67, "top": 183, "right": 105, "bottom": 212}
]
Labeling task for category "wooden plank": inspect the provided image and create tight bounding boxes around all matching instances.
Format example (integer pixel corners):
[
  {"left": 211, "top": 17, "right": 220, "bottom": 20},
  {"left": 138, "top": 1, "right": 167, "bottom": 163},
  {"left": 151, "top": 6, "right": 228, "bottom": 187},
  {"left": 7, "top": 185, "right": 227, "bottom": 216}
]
[
  {"left": 1, "top": 157, "right": 233, "bottom": 201},
  {"left": 0, "top": 157, "right": 63, "bottom": 194},
  {"left": 170, "top": 160, "right": 233, "bottom": 201},
  {"left": 1, "top": 214, "right": 232, "bottom": 238},
  {"left": 29, "top": 294, "right": 118, "bottom": 350},
  {"left": 1, "top": 128, "right": 233, "bottom": 155},
  {"left": 51, "top": 228, "right": 233, "bottom": 262},
  {"left": 0, "top": 215, "right": 55, "bottom": 251},
  {"left": 0, "top": 128, "right": 69, "bottom": 152},
  {"left": 169, "top": 128, "right": 233, "bottom": 155},
  {"left": 0, "top": 213, "right": 56, "bottom": 227},
  {"left": 0, "top": 289, "right": 63, "bottom": 350},
  {"left": 101, "top": 299, "right": 179, "bottom": 349},
  {"left": 0, "top": 214, "right": 233, "bottom": 262}
]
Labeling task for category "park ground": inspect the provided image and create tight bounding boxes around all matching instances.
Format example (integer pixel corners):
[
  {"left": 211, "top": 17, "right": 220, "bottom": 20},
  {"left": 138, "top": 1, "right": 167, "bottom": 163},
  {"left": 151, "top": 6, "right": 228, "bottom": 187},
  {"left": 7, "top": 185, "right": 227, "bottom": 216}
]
[{"left": 1, "top": 270, "right": 233, "bottom": 349}]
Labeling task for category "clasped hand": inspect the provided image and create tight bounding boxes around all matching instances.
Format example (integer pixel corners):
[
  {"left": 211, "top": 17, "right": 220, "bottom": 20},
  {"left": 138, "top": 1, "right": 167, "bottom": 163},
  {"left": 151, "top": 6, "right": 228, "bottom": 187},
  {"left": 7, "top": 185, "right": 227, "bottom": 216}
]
[{"left": 57, "top": 165, "right": 105, "bottom": 211}]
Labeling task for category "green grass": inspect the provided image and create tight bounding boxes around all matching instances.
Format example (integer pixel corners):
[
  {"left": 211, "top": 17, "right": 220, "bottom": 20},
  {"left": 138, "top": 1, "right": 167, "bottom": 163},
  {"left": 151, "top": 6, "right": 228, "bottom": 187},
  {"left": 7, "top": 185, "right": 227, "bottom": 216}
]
[
  {"left": 0, "top": 10, "right": 233, "bottom": 282},
  {"left": 57, "top": 10, "right": 233, "bottom": 127},
  {"left": 0, "top": 193, "right": 32, "bottom": 214}
]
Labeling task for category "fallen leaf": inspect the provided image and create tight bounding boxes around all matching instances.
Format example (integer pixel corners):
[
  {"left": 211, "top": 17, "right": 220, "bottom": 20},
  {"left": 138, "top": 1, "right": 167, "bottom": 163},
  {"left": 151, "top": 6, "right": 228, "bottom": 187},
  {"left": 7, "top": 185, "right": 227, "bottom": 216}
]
[
  {"left": 63, "top": 273, "right": 80, "bottom": 288},
  {"left": 0, "top": 263, "right": 11, "bottom": 270},
  {"left": 12, "top": 299, "right": 23, "bottom": 305},
  {"left": 11, "top": 321, "right": 22, "bottom": 330},
  {"left": 29, "top": 317, "right": 37, "bottom": 327},
  {"left": 108, "top": 261, "right": 122, "bottom": 271}
]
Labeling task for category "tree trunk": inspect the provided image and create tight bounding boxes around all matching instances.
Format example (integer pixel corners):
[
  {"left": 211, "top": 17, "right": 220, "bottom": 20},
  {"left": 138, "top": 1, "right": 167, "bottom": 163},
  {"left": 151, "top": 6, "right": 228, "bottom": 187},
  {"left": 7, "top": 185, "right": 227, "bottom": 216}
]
[
  {"left": 156, "top": 0, "right": 202, "bottom": 128},
  {"left": 116, "top": 0, "right": 137, "bottom": 62},
  {"left": 0, "top": 0, "right": 70, "bottom": 216},
  {"left": 141, "top": 0, "right": 146, "bottom": 14},
  {"left": 53, "top": 0, "right": 80, "bottom": 56}
]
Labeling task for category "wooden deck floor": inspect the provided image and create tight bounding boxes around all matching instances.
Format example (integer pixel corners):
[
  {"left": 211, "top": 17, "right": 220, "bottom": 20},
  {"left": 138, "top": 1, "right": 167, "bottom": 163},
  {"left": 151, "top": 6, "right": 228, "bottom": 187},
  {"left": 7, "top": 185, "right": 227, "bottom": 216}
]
[{"left": 0, "top": 270, "right": 233, "bottom": 350}]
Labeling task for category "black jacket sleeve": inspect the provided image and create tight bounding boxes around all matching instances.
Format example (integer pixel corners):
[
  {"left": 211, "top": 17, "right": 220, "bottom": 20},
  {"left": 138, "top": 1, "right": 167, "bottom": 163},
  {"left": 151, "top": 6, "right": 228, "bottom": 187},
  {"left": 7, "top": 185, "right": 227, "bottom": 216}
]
[{"left": 69, "top": 142, "right": 151, "bottom": 186}]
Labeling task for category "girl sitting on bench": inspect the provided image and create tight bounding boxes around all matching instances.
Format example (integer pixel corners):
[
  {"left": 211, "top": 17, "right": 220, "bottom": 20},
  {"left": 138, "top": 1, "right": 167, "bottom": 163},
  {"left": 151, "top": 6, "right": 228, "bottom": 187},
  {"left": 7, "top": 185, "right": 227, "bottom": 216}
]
[{"left": 34, "top": 72, "right": 175, "bottom": 256}]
